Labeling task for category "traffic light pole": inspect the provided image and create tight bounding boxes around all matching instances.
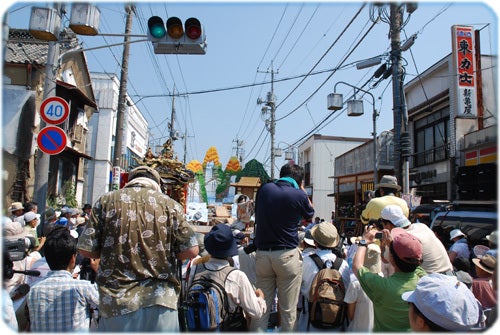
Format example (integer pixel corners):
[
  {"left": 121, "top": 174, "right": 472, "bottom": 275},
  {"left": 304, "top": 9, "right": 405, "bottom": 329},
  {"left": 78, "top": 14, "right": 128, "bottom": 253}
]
[{"left": 112, "top": 4, "right": 134, "bottom": 190}]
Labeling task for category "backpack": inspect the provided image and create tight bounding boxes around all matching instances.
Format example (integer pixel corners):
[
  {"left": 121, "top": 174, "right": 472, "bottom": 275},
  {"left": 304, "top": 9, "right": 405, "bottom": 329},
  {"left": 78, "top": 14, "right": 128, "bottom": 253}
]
[
  {"left": 182, "top": 264, "right": 246, "bottom": 332},
  {"left": 307, "top": 254, "right": 347, "bottom": 330}
]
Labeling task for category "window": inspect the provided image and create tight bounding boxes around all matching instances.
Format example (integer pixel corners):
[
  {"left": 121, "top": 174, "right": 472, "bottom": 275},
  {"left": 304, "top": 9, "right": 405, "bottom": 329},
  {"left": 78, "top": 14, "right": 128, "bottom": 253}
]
[{"left": 414, "top": 107, "right": 449, "bottom": 166}]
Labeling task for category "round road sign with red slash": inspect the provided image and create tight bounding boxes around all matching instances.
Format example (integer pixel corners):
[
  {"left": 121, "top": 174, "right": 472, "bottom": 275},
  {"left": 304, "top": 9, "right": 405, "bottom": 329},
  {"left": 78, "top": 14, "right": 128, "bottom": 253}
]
[
  {"left": 40, "top": 96, "right": 70, "bottom": 125},
  {"left": 37, "top": 126, "right": 68, "bottom": 155}
]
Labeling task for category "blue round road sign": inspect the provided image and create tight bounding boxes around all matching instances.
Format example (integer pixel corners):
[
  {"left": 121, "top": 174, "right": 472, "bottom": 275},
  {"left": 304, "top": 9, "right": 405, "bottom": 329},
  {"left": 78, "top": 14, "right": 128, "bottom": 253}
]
[{"left": 37, "top": 126, "right": 67, "bottom": 155}]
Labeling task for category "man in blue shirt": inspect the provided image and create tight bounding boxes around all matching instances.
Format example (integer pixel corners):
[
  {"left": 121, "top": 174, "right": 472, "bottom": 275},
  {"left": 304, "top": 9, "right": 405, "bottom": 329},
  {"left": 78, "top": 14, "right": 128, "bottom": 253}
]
[
  {"left": 27, "top": 226, "right": 99, "bottom": 332},
  {"left": 250, "top": 163, "right": 314, "bottom": 332}
]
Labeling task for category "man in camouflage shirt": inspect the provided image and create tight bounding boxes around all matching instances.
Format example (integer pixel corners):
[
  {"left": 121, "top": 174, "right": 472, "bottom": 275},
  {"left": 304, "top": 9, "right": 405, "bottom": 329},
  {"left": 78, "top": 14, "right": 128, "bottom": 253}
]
[{"left": 77, "top": 166, "right": 199, "bottom": 331}]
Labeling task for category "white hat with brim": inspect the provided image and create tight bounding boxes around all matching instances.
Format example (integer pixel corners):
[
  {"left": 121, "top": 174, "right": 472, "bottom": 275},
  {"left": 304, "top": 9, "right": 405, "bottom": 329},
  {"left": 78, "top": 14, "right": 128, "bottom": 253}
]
[
  {"left": 449, "top": 229, "right": 466, "bottom": 241},
  {"left": 402, "top": 273, "right": 481, "bottom": 331}
]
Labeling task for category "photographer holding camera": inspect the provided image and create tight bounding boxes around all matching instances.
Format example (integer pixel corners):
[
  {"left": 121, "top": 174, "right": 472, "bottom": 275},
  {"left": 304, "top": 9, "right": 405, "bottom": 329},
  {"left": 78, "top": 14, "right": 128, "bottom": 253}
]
[
  {"left": 379, "top": 205, "right": 453, "bottom": 275},
  {"left": 2, "top": 217, "right": 40, "bottom": 293},
  {"left": 2, "top": 216, "right": 42, "bottom": 331}
]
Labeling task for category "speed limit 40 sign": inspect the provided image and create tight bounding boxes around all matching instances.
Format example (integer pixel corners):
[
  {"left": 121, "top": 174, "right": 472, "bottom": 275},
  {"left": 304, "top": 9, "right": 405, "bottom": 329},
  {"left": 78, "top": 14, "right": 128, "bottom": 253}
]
[{"left": 40, "top": 96, "right": 70, "bottom": 125}]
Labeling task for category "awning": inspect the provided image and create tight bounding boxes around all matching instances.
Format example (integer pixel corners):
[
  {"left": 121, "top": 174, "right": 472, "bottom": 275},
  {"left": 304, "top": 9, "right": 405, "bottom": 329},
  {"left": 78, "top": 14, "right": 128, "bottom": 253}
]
[
  {"left": 64, "top": 145, "right": 93, "bottom": 160},
  {"left": 2, "top": 86, "right": 35, "bottom": 155},
  {"left": 56, "top": 80, "right": 97, "bottom": 109}
]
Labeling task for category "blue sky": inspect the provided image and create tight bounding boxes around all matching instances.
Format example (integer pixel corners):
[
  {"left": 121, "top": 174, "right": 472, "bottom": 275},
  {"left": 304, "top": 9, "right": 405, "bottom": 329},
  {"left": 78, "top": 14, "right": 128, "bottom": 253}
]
[{"left": 3, "top": 1, "right": 498, "bottom": 176}]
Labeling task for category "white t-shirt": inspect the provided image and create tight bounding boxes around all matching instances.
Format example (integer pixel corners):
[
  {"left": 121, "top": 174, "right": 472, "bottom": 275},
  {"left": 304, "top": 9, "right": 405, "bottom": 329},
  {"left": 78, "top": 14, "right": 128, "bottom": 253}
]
[
  {"left": 406, "top": 223, "right": 453, "bottom": 273},
  {"left": 344, "top": 279, "right": 374, "bottom": 332}
]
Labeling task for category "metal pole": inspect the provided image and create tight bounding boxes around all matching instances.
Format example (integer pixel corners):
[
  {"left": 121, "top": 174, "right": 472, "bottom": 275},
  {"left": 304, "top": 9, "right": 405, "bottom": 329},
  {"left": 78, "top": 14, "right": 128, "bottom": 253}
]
[
  {"left": 33, "top": 3, "right": 62, "bottom": 215},
  {"left": 270, "top": 70, "right": 276, "bottom": 180},
  {"left": 112, "top": 5, "right": 134, "bottom": 190},
  {"left": 372, "top": 108, "right": 378, "bottom": 187}
]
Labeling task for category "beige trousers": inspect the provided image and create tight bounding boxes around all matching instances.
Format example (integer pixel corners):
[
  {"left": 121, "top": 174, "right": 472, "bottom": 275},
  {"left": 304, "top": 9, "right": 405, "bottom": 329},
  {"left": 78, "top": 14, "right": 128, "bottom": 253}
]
[{"left": 249, "top": 248, "right": 303, "bottom": 332}]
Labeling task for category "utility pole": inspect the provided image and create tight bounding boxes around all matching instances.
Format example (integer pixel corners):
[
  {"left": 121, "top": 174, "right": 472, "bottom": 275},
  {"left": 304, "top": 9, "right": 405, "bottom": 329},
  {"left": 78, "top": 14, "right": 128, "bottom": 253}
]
[
  {"left": 257, "top": 65, "right": 277, "bottom": 179},
  {"left": 389, "top": 3, "right": 409, "bottom": 194},
  {"left": 232, "top": 139, "right": 244, "bottom": 163},
  {"left": 170, "top": 89, "right": 177, "bottom": 140},
  {"left": 112, "top": 4, "right": 133, "bottom": 190},
  {"left": 33, "top": 3, "right": 62, "bottom": 215}
]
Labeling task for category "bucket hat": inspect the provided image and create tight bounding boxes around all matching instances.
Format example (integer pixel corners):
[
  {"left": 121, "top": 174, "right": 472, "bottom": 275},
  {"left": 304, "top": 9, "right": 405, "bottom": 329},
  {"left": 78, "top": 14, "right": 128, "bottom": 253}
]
[
  {"left": 310, "top": 222, "right": 339, "bottom": 248},
  {"left": 449, "top": 228, "right": 466, "bottom": 241},
  {"left": 402, "top": 273, "right": 481, "bottom": 331},
  {"left": 204, "top": 224, "right": 238, "bottom": 258},
  {"left": 376, "top": 175, "right": 401, "bottom": 190}
]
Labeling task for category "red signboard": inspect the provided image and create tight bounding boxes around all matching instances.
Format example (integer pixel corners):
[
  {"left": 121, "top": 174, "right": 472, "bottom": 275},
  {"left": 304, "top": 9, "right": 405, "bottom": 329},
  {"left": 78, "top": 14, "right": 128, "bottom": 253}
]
[{"left": 454, "top": 26, "right": 475, "bottom": 88}]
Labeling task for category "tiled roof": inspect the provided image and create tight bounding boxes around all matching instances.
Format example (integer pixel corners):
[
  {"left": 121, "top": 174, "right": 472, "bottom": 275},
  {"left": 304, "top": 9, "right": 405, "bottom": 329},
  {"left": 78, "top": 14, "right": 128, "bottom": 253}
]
[{"left": 5, "top": 29, "right": 80, "bottom": 65}]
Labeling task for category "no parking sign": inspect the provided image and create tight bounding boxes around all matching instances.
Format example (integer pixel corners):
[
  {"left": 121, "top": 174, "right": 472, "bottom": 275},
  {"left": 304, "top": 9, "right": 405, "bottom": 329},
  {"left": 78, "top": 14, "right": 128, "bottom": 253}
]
[
  {"left": 38, "top": 96, "right": 70, "bottom": 155},
  {"left": 37, "top": 126, "right": 67, "bottom": 155}
]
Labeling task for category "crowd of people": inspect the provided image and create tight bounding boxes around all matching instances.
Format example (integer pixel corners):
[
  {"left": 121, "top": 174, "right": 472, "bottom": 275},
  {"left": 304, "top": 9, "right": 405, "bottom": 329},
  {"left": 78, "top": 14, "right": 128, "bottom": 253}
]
[{"left": 2, "top": 165, "right": 497, "bottom": 332}]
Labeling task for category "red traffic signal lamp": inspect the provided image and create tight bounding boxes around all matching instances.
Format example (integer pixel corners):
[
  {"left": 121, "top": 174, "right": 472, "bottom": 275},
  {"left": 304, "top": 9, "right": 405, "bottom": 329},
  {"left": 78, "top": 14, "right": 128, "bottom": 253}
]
[{"left": 147, "top": 16, "right": 206, "bottom": 55}]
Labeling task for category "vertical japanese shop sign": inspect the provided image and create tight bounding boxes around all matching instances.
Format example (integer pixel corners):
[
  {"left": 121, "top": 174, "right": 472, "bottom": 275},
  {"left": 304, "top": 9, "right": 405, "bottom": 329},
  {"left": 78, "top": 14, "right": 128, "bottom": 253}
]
[{"left": 452, "top": 25, "right": 476, "bottom": 117}]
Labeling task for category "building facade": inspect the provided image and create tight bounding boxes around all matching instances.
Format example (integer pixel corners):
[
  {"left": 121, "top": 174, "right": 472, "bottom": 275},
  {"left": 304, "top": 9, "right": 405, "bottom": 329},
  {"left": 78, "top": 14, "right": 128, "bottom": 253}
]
[
  {"left": 297, "top": 134, "right": 370, "bottom": 221},
  {"left": 3, "top": 29, "right": 97, "bottom": 211},
  {"left": 406, "top": 53, "right": 497, "bottom": 203},
  {"left": 84, "top": 73, "right": 149, "bottom": 205}
]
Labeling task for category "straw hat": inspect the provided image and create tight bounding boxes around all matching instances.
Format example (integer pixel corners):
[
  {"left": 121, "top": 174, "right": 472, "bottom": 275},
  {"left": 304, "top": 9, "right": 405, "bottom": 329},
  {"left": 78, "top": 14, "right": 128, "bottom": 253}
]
[
  {"left": 472, "top": 254, "right": 496, "bottom": 274},
  {"left": 310, "top": 222, "right": 339, "bottom": 248},
  {"left": 376, "top": 175, "right": 401, "bottom": 191}
]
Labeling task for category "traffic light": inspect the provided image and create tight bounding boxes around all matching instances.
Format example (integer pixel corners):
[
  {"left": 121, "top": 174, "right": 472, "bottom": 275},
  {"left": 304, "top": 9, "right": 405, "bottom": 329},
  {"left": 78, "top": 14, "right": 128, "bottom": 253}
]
[{"left": 147, "top": 16, "right": 206, "bottom": 55}]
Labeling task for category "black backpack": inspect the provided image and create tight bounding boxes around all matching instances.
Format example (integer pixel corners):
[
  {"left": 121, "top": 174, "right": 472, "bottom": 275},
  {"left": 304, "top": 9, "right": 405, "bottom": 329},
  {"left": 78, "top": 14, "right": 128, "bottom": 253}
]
[{"left": 181, "top": 264, "right": 246, "bottom": 332}]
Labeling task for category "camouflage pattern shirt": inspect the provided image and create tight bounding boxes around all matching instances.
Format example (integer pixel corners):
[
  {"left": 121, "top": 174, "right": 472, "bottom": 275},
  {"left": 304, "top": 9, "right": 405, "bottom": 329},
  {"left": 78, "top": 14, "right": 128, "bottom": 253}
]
[{"left": 77, "top": 182, "right": 197, "bottom": 318}]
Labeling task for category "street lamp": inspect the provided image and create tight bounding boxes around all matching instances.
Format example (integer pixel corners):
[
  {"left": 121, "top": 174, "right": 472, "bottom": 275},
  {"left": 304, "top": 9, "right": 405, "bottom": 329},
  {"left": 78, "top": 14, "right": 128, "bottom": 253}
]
[
  {"left": 327, "top": 81, "right": 379, "bottom": 186},
  {"left": 275, "top": 141, "right": 298, "bottom": 163}
]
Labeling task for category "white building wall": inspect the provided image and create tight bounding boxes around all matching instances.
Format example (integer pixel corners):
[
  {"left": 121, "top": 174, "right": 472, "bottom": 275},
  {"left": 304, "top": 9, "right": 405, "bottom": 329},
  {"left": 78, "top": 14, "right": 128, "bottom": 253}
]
[
  {"left": 85, "top": 72, "right": 149, "bottom": 204},
  {"left": 300, "top": 135, "right": 370, "bottom": 221}
]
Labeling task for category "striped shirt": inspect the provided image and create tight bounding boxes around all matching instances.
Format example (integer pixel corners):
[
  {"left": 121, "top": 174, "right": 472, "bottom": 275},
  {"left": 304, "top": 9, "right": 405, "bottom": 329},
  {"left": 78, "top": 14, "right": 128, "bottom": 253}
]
[{"left": 27, "top": 270, "right": 99, "bottom": 332}]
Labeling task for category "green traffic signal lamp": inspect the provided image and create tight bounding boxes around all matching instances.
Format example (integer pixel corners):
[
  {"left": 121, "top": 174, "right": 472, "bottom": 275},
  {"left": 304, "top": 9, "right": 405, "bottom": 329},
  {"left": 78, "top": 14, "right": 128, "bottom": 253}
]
[{"left": 148, "top": 16, "right": 166, "bottom": 39}]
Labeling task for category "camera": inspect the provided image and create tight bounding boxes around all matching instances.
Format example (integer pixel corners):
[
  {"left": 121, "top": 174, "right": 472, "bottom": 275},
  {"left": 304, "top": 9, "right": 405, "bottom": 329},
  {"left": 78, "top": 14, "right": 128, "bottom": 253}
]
[
  {"left": 375, "top": 232, "right": 383, "bottom": 240},
  {"left": 3, "top": 236, "right": 36, "bottom": 261},
  {"left": 243, "top": 243, "right": 257, "bottom": 254},
  {"left": 369, "top": 219, "right": 384, "bottom": 231}
]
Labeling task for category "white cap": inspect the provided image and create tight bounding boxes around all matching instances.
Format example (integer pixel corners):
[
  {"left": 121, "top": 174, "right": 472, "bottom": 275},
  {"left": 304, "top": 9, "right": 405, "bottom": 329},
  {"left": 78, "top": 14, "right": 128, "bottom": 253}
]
[{"left": 381, "top": 204, "right": 410, "bottom": 228}]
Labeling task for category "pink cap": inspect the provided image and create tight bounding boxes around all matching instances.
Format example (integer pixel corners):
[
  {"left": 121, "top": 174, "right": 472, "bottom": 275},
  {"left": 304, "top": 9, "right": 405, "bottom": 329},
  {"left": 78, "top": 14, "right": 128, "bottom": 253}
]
[{"left": 391, "top": 228, "right": 422, "bottom": 264}]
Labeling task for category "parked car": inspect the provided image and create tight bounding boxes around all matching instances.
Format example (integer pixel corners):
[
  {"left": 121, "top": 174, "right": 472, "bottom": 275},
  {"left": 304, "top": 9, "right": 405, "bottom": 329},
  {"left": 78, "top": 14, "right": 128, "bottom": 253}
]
[{"left": 429, "top": 206, "right": 497, "bottom": 249}]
